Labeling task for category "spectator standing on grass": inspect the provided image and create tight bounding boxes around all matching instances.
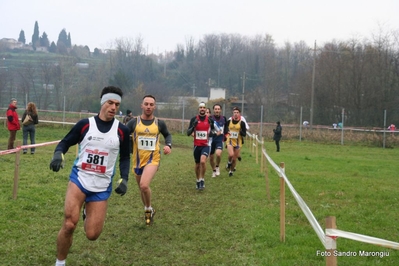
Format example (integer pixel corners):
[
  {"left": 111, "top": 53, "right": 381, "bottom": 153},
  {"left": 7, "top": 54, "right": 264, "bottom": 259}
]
[
  {"left": 49, "top": 86, "right": 130, "bottom": 266},
  {"left": 6, "top": 98, "right": 20, "bottom": 150},
  {"left": 123, "top": 109, "right": 134, "bottom": 125},
  {"left": 224, "top": 107, "right": 247, "bottom": 177},
  {"left": 209, "top": 104, "right": 226, "bottom": 178},
  {"left": 126, "top": 95, "right": 172, "bottom": 226},
  {"left": 21, "top": 102, "right": 39, "bottom": 154},
  {"left": 187, "top": 102, "right": 216, "bottom": 190},
  {"left": 273, "top": 121, "right": 282, "bottom": 152}
]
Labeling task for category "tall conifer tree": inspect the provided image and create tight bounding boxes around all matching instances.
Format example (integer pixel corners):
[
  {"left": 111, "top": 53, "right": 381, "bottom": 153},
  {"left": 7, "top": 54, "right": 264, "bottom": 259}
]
[
  {"left": 18, "top": 30, "right": 26, "bottom": 44},
  {"left": 32, "top": 21, "right": 39, "bottom": 49}
]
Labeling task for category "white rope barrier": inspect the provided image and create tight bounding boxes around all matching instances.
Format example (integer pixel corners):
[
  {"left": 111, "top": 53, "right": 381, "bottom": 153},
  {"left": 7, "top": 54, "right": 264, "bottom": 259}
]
[
  {"left": 255, "top": 134, "right": 399, "bottom": 251},
  {"left": 0, "top": 140, "right": 61, "bottom": 156},
  {"left": 262, "top": 148, "right": 326, "bottom": 247},
  {"left": 326, "top": 229, "right": 399, "bottom": 250},
  {"left": 255, "top": 134, "right": 264, "bottom": 144},
  {"left": 0, "top": 148, "right": 20, "bottom": 155},
  {"left": 38, "top": 120, "right": 76, "bottom": 125}
]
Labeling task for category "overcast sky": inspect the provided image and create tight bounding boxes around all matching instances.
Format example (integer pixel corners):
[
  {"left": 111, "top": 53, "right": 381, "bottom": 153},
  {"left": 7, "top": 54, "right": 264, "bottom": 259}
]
[{"left": 1, "top": 0, "right": 398, "bottom": 53}]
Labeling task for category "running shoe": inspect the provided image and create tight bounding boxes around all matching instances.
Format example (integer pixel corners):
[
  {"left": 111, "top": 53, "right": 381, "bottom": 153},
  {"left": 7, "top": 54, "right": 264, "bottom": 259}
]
[
  {"left": 215, "top": 167, "right": 220, "bottom": 176},
  {"left": 200, "top": 180, "right": 205, "bottom": 190},
  {"left": 225, "top": 163, "right": 231, "bottom": 171},
  {"left": 145, "top": 209, "right": 156, "bottom": 226},
  {"left": 229, "top": 171, "right": 233, "bottom": 177},
  {"left": 196, "top": 181, "right": 201, "bottom": 190},
  {"left": 212, "top": 171, "right": 216, "bottom": 178}
]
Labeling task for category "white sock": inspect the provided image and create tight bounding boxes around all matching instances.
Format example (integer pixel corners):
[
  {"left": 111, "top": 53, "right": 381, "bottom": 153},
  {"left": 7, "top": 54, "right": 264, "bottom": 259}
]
[
  {"left": 145, "top": 206, "right": 152, "bottom": 211},
  {"left": 55, "top": 259, "right": 65, "bottom": 266}
]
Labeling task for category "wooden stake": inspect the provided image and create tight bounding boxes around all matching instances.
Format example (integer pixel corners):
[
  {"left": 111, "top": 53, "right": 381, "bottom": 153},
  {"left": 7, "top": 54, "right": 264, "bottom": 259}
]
[
  {"left": 12, "top": 141, "right": 21, "bottom": 200},
  {"left": 255, "top": 135, "right": 258, "bottom": 164},
  {"left": 326, "top": 216, "right": 337, "bottom": 266},
  {"left": 260, "top": 137, "right": 264, "bottom": 172},
  {"left": 280, "top": 162, "right": 285, "bottom": 242},
  {"left": 265, "top": 163, "right": 270, "bottom": 201}
]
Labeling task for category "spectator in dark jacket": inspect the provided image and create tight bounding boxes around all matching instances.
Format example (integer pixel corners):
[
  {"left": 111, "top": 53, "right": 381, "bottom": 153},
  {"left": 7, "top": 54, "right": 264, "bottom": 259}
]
[
  {"left": 273, "top": 121, "right": 282, "bottom": 152},
  {"left": 21, "top": 102, "right": 39, "bottom": 154},
  {"left": 6, "top": 98, "right": 20, "bottom": 149},
  {"left": 123, "top": 109, "right": 134, "bottom": 125}
]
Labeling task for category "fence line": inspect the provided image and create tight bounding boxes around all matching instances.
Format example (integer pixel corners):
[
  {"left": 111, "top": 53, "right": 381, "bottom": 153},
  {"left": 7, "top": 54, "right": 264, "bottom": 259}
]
[
  {"left": 246, "top": 132, "right": 399, "bottom": 265},
  {"left": 0, "top": 140, "right": 61, "bottom": 155},
  {"left": 0, "top": 140, "right": 61, "bottom": 199},
  {"left": 260, "top": 144, "right": 326, "bottom": 247},
  {"left": 326, "top": 229, "right": 399, "bottom": 250}
]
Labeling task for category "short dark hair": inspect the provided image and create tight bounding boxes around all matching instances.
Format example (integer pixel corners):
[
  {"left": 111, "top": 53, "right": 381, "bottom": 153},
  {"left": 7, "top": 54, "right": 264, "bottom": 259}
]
[
  {"left": 143, "top": 94, "right": 156, "bottom": 101},
  {"left": 233, "top": 106, "right": 241, "bottom": 112},
  {"left": 213, "top": 104, "right": 222, "bottom": 110},
  {"left": 100, "top": 86, "right": 123, "bottom": 98}
]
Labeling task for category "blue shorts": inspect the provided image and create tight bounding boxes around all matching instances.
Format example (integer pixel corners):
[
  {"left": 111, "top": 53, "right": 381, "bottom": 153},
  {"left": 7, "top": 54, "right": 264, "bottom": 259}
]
[
  {"left": 210, "top": 139, "right": 223, "bottom": 155},
  {"left": 70, "top": 175, "right": 112, "bottom": 202},
  {"left": 193, "top": 146, "right": 210, "bottom": 163}
]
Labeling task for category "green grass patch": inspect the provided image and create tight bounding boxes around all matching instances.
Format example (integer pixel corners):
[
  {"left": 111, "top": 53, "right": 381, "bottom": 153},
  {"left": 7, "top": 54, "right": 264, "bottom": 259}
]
[{"left": 0, "top": 126, "right": 398, "bottom": 265}]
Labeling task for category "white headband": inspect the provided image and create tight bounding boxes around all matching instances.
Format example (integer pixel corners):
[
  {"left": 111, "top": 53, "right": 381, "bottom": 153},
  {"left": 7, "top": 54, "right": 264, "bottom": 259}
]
[{"left": 101, "top": 93, "right": 121, "bottom": 105}]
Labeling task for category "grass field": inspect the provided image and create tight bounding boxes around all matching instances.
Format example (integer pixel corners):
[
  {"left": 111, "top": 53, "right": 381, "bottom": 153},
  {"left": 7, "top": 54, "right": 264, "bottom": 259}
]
[{"left": 0, "top": 124, "right": 398, "bottom": 265}]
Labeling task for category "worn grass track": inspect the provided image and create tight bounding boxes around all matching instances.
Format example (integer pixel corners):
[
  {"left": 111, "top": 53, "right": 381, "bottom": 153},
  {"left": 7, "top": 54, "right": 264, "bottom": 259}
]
[{"left": 0, "top": 125, "right": 398, "bottom": 265}]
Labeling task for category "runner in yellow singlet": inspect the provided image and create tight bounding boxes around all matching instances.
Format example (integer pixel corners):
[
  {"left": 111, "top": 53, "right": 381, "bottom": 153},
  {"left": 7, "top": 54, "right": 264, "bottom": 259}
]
[{"left": 126, "top": 95, "right": 172, "bottom": 226}]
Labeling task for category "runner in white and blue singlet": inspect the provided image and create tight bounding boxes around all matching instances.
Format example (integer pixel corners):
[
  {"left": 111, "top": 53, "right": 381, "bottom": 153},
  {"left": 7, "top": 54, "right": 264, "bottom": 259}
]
[{"left": 50, "top": 86, "right": 130, "bottom": 266}]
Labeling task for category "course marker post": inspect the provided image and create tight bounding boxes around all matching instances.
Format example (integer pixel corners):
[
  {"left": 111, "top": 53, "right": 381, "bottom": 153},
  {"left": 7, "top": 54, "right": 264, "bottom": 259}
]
[
  {"left": 279, "top": 162, "right": 285, "bottom": 242},
  {"left": 255, "top": 135, "right": 258, "bottom": 164},
  {"left": 326, "top": 216, "right": 337, "bottom": 266},
  {"left": 260, "top": 137, "right": 264, "bottom": 172},
  {"left": 251, "top": 134, "right": 254, "bottom": 153},
  {"left": 12, "top": 141, "right": 21, "bottom": 200},
  {"left": 264, "top": 148, "right": 270, "bottom": 201}
]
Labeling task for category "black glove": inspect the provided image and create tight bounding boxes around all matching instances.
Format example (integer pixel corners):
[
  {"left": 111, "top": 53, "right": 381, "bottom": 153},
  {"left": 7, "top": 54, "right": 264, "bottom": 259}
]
[
  {"left": 114, "top": 178, "right": 128, "bottom": 196},
  {"left": 49, "top": 151, "right": 65, "bottom": 172},
  {"left": 192, "top": 119, "right": 199, "bottom": 128}
]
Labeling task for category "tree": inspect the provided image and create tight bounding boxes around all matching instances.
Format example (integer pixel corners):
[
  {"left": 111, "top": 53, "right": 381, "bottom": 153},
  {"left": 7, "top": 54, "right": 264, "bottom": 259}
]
[
  {"left": 71, "top": 45, "right": 90, "bottom": 58},
  {"left": 16, "top": 62, "right": 36, "bottom": 106},
  {"left": 18, "top": 30, "right": 26, "bottom": 44},
  {"left": 32, "top": 21, "right": 39, "bottom": 49},
  {"left": 57, "top": 29, "right": 69, "bottom": 51},
  {"left": 40, "top": 32, "right": 50, "bottom": 48},
  {"left": 49, "top": 42, "right": 57, "bottom": 53},
  {"left": 67, "top": 32, "right": 72, "bottom": 48},
  {"left": 93, "top": 48, "right": 101, "bottom": 56}
]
